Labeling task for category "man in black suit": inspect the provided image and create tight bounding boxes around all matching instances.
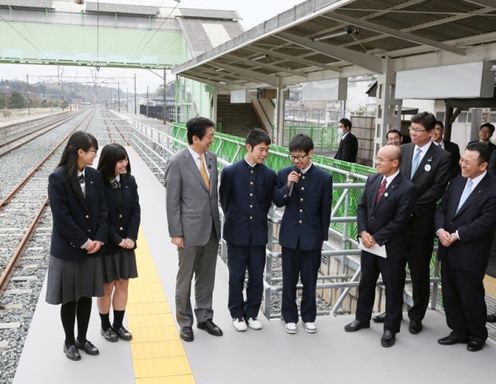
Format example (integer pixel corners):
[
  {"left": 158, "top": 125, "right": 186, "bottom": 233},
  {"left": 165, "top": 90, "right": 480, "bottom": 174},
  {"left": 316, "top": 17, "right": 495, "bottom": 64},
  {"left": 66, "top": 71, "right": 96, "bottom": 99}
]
[
  {"left": 334, "top": 118, "right": 358, "bottom": 163},
  {"left": 398, "top": 112, "right": 451, "bottom": 334},
  {"left": 273, "top": 134, "right": 332, "bottom": 334},
  {"left": 219, "top": 129, "right": 276, "bottom": 332},
  {"left": 344, "top": 145, "right": 416, "bottom": 347},
  {"left": 435, "top": 142, "right": 496, "bottom": 351},
  {"left": 432, "top": 120, "right": 460, "bottom": 179},
  {"left": 469, "top": 122, "right": 496, "bottom": 159}
]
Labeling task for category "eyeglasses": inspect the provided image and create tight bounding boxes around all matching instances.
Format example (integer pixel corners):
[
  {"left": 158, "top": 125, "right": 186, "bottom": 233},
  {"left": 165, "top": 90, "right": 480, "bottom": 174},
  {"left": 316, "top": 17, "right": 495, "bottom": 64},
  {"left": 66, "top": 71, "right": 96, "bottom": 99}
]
[
  {"left": 288, "top": 154, "right": 308, "bottom": 162},
  {"left": 87, "top": 149, "right": 97, "bottom": 153},
  {"left": 409, "top": 127, "right": 427, "bottom": 133}
]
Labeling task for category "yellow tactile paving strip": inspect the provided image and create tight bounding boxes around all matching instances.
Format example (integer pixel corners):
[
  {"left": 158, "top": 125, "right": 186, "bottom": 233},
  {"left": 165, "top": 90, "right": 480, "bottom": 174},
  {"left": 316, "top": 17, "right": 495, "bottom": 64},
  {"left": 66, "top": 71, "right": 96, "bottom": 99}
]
[
  {"left": 484, "top": 274, "right": 496, "bottom": 298},
  {"left": 127, "top": 230, "right": 195, "bottom": 384}
]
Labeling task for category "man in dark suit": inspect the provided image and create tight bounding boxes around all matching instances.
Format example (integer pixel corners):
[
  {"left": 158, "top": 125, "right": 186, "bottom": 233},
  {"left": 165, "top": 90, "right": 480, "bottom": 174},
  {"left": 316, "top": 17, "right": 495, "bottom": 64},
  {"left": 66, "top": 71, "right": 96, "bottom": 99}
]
[
  {"left": 273, "top": 134, "right": 332, "bottom": 334},
  {"left": 344, "top": 145, "right": 416, "bottom": 347},
  {"left": 435, "top": 142, "right": 496, "bottom": 351},
  {"left": 219, "top": 129, "right": 276, "bottom": 332},
  {"left": 395, "top": 112, "right": 451, "bottom": 334},
  {"left": 432, "top": 120, "right": 460, "bottom": 179},
  {"left": 469, "top": 122, "right": 496, "bottom": 159},
  {"left": 334, "top": 118, "right": 358, "bottom": 163},
  {"left": 386, "top": 129, "right": 403, "bottom": 147},
  {"left": 165, "top": 117, "right": 223, "bottom": 342}
]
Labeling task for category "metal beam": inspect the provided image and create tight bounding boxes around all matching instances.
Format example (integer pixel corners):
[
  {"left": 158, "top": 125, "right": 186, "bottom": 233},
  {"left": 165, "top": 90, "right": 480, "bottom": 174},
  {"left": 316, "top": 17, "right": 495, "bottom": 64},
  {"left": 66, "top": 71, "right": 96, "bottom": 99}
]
[
  {"left": 178, "top": 72, "right": 231, "bottom": 91},
  {"left": 322, "top": 13, "right": 466, "bottom": 56},
  {"left": 210, "top": 62, "right": 279, "bottom": 87},
  {"left": 276, "top": 32, "right": 383, "bottom": 74},
  {"left": 463, "top": 0, "right": 496, "bottom": 9},
  {"left": 247, "top": 46, "right": 342, "bottom": 73},
  {"left": 223, "top": 54, "right": 307, "bottom": 78}
]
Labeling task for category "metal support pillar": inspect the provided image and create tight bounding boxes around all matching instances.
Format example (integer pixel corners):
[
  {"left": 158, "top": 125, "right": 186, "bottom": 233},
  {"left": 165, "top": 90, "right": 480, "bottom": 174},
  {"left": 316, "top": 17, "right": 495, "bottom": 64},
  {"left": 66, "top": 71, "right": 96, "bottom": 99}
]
[
  {"left": 163, "top": 67, "right": 167, "bottom": 124},
  {"left": 275, "top": 77, "right": 285, "bottom": 145},
  {"left": 373, "top": 57, "right": 401, "bottom": 164},
  {"left": 134, "top": 73, "right": 137, "bottom": 115}
]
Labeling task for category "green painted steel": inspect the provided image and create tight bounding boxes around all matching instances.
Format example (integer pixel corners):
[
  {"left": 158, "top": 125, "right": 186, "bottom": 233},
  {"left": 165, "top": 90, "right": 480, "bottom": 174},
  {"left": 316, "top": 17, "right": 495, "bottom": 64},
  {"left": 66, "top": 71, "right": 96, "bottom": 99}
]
[
  {"left": 0, "top": 22, "right": 187, "bottom": 68},
  {"left": 171, "top": 122, "right": 375, "bottom": 239}
]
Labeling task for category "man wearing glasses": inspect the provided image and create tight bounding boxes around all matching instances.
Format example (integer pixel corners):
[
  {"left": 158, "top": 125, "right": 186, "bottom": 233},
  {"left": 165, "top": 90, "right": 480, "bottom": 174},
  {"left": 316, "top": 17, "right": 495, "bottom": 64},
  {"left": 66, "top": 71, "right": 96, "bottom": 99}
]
[
  {"left": 273, "top": 134, "right": 333, "bottom": 334},
  {"left": 386, "top": 112, "right": 451, "bottom": 334}
]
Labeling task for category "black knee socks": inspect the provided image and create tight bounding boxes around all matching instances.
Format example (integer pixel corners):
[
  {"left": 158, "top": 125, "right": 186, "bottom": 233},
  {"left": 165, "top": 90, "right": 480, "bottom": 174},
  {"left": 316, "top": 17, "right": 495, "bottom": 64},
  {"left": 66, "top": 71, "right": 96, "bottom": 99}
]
[
  {"left": 76, "top": 297, "right": 92, "bottom": 343},
  {"left": 61, "top": 301, "right": 77, "bottom": 346},
  {"left": 99, "top": 312, "right": 112, "bottom": 331}
]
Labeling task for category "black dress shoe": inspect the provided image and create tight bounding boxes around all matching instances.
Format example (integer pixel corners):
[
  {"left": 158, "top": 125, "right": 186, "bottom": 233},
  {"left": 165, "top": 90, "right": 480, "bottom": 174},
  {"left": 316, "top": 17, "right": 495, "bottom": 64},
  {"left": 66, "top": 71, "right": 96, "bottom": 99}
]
[
  {"left": 180, "top": 326, "right": 194, "bottom": 342},
  {"left": 344, "top": 319, "right": 370, "bottom": 332},
  {"left": 487, "top": 313, "right": 496, "bottom": 323},
  {"left": 197, "top": 319, "right": 223, "bottom": 336},
  {"left": 113, "top": 325, "right": 132, "bottom": 341},
  {"left": 63, "top": 343, "right": 81, "bottom": 361},
  {"left": 373, "top": 312, "right": 386, "bottom": 323},
  {"left": 409, "top": 320, "right": 423, "bottom": 335},
  {"left": 101, "top": 327, "right": 119, "bottom": 342},
  {"left": 381, "top": 330, "right": 396, "bottom": 348},
  {"left": 75, "top": 339, "right": 100, "bottom": 356},
  {"left": 437, "top": 334, "right": 468, "bottom": 345},
  {"left": 467, "top": 340, "right": 484, "bottom": 352}
]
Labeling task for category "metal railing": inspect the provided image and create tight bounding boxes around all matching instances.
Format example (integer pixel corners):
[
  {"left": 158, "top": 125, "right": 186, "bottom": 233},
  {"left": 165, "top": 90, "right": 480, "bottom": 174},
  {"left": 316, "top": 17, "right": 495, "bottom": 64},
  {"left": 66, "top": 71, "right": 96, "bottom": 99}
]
[{"left": 114, "top": 112, "right": 442, "bottom": 319}]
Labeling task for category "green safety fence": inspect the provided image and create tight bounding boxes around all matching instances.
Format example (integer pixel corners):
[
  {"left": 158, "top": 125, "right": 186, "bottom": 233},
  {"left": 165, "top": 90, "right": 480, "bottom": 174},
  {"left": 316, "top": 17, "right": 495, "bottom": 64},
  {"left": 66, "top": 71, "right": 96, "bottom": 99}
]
[
  {"left": 171, "top": 123, "right": 376, "bottom": 241},
  {"left": 284, "top": 124, "right": 341, "bottom": 152}
]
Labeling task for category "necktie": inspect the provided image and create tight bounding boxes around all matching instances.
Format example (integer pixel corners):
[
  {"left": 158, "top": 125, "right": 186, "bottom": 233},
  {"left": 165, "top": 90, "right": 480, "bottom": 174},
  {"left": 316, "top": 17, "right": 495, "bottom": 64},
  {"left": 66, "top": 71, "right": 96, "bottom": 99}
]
[
  {"left": 376, "top": 178, "right": 387, "bottom": 203},
  {"left": 456, "top": 179, "right": 473, "bottom": 213},
  {"left": 110, "top": 178, "right": 120, "bottom": 189},
  {"left": 78, "top": 174, "right": 85, "bottom": 183},
  {"left": 410, "top": 148, "right": 422, "bottom": 179},
  {"left": 199, "top": 154, "right": 210, "bottom": 189}
]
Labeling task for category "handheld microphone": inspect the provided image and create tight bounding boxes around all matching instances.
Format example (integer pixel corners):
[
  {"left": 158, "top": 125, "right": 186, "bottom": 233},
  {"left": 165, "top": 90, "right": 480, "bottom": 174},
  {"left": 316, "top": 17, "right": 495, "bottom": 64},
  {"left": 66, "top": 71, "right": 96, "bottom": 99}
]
[{"left": 288, "top": 168, "right": 302, "bottom": 197}]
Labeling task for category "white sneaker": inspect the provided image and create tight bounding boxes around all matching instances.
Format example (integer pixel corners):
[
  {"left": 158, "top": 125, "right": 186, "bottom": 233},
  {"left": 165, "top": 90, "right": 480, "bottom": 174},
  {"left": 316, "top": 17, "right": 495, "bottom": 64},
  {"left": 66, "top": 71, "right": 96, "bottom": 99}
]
[
  {"left": 304, "top": 322, "right": 317, "bottom": 333},
  {"left": 285, "top": 322, "right": 298, "bottom": 334},
  {"left": 247, "top": 317, "right": 263, "bottom": 330},
  {"left": 232, "top": 318, "right": 247, "bottom": 332}
]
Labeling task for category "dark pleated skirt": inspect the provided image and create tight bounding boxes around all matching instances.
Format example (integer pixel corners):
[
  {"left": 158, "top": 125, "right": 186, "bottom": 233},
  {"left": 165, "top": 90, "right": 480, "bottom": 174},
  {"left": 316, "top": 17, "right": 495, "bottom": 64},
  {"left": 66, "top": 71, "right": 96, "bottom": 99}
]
[
  {"left": 45, "top": 255, "right": 104, "bottom": 305},
  {"left": 101, "top": 248, "right": 138, "bottom": 283}
]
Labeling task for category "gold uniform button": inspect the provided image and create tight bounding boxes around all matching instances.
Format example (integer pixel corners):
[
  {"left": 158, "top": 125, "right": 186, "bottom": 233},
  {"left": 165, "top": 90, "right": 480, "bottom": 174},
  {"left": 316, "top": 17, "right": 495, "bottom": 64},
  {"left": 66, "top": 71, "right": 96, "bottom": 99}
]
[
  {"left": 299, "top": 209, "right": 303, "bottom": 212},
  {"left": 249, "top": 216, "right": 253, "bottom": 220},
  {"left": 87, "top": 229, "right": 91, "bottom": 233},
  {"left": 301, "top": 187, "right": 305, "bottom": 191},
  {"left": 119, "top": 214, "right": 123, "bottom": 218},
  {"left": 302, "top": 176, "right": 306, "bottom": 180},
  {"left": 249, "top": 204, "right": 253, "bottom": 208},
  {"left": 250, "top": 181, "right": 254, "bottom": 185},
  {"left": 249, "top": 193, "right": 253, "bottom": 197},
  {"left": 85, "top": 214, "right": 90, "bottom": 219},
  {"left": 119, "top": 227, "right": 123, "bottom": 230},
  {"left": 251, "top": 170, "right": 254, "bottom": 174},
  {"left": 298, "top": 220, "right": 303, "bottom": 224},
  {"left": 300, "top": 198, "right": 304, "bottom": 202}
]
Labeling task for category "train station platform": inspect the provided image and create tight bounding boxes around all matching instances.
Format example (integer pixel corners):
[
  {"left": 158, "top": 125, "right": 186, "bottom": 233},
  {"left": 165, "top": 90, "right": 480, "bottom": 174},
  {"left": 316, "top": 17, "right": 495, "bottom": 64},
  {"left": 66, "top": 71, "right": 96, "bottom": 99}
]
[{"left": 13, "top": 147, "right": 496, "bottom": 384}]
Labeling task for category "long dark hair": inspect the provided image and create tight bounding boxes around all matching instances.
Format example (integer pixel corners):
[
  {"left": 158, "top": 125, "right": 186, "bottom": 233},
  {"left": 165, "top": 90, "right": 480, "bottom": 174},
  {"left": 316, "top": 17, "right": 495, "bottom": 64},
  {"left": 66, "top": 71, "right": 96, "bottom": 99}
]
[
  {"left": 57, "top": 131, "right": 98, "bottom": 197},
  {"left": 97, "top": 143, "right": 131, "bottom": 184}
]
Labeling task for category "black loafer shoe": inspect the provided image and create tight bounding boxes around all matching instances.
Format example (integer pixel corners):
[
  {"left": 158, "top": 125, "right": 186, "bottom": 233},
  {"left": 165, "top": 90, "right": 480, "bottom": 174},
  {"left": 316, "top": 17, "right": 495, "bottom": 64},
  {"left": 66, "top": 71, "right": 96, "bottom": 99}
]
[
  {"left": 409, "top": 320, "right": 423, "bottom": 335},
  {"left": 63, "top": 343, "right": 81, "bottom": 361},
  {"left": 467, "top": 340, "right": 484, "bottom": 352},
  {"left": 344, "top": 319, "right": 370, "bottom": 332},
  {"left": 180, "top": 326, "right": 194, "bottom": 342},
  {"left": 113, "top": 325, "right": 132, "bottom": 341},
  {"left": 437, "top": 334, "right": 468, "bottom": 346},
  {"left": 75, "top": 339, "right": 100, "bottom": 356},
  {"left": 373, "top": 312, "right": 386, "bottom": 323},
  {"left": 487, "top": 313, "right": 496, "bottom": 323},
  {"left": 381, "top": 330, "right": 396, "bottom": 348},
  {"left": 101, "top": 327, "right": 119, "bottom": 342},
  {"left": 197, "top": 320, "right": 223, "bottom": 336}
]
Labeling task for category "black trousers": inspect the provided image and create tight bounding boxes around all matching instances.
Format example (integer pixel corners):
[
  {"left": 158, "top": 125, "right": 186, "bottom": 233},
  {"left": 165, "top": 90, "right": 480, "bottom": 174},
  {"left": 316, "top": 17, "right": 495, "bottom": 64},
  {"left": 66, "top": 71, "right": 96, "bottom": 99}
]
[
  {"left": 356, "top": 251, "right": 406, "bottom": 333},
  {"left": 406, "top": 235, "right": 434, "bottom": 322},
  {"left": 227, "top": 244, "right": 266, "bottom": 319},
  {"left": 441, "top": 262, "right": 487, "bottom": 343},
  {"left": 281, "top": 247, "right": 321, "bottom": 323}
]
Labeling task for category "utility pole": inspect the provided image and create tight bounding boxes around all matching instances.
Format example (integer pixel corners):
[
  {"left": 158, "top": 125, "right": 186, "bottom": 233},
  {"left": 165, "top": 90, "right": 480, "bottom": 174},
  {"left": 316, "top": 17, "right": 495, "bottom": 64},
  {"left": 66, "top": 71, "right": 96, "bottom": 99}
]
[
  {"left": 117, "top": 80, "right": 120, "bottom": 112},
  {"left": 26, "top": 74, "right": 30, "bottom": 115},
  {"left": 134, "top": 73, "right": 137, "bottom": 115}
]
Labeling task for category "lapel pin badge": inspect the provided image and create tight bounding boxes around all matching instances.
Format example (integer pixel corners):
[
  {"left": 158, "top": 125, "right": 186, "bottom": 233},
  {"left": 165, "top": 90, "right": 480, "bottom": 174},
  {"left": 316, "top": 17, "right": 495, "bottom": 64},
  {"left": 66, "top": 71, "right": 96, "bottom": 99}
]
[
  {"left": 424, "top": 164, "right": 431, "bottom": 172},
  {"left": 384, "top": 192, "right": 389, "bottom": 198}
]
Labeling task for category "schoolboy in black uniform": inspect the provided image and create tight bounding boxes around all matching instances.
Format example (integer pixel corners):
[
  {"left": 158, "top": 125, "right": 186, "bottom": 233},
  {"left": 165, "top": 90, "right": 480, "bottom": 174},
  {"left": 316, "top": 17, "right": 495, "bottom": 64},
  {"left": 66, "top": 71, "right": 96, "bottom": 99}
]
[
  {"left": 220, "top": 129, "right": 276, "bottom": 331},
  {"left": 273, "top": 134, "right": 332, "bottom": 334}
]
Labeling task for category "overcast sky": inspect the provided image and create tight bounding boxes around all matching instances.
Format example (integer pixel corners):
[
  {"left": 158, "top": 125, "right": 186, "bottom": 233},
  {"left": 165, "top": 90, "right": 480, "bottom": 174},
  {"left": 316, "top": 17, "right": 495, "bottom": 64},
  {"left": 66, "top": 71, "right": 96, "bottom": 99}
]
[{"left": 0, "top": 0, "right": 305, "bottom": 92}]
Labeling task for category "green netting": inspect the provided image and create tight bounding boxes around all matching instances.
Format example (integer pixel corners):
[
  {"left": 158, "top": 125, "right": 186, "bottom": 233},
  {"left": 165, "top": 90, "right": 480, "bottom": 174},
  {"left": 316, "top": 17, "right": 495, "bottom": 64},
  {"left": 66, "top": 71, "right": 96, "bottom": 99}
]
[
  {"left": 171, "top": 123, "right": 376, "bottom": 240},
  {"left": 284, "top": 124, "right": 341, "bottom": 152}
]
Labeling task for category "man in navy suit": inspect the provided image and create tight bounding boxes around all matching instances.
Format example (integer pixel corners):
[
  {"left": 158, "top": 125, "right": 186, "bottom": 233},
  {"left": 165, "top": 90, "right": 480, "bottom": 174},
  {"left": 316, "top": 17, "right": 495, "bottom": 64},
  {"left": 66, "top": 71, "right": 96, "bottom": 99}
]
[
  {"left": 334, "top": 118, "right": 358, "bottom": 163},
  {"left": 435, "top": 142, "right": 496, "bottom": 352},
  {"left": 219, "top": 129, "right": 276, "bottom": 332},
  {"left": 432, "top": 120, "right": 460, "bottom": 179},
  {"left": 273, "top": 134, "right": 332, "bottom": 334},
  {"left": 344, "top": 145, "right": 416, "bottom": 347},
  {"left": 391, "top": 112, "right": 451, "bottom": 334}
]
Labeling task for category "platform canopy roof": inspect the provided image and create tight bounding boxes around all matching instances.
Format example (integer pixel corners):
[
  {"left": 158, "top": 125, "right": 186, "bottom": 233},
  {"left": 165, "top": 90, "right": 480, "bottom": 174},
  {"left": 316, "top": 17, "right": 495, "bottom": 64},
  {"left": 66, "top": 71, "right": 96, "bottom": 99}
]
[{"left": 173, "top": 0, "right": 496, "bottom": 90}]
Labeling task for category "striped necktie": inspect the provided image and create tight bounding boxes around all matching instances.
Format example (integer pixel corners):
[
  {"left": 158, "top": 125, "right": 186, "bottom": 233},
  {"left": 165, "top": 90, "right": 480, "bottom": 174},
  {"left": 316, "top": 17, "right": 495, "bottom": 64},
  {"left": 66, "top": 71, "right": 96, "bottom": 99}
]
[
  {"left": 199, "top": 154, "right": 210, "bottom": 189},
  {"left": 376, "top": 178, "right": 387, "bottom": 203}
]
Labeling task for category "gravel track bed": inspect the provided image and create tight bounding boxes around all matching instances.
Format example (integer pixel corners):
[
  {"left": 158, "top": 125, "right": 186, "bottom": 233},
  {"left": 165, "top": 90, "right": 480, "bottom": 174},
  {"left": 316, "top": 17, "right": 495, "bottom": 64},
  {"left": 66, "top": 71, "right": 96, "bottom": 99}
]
[{"left": 0, "top": 113, "right": 88, "bottom": 201}]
